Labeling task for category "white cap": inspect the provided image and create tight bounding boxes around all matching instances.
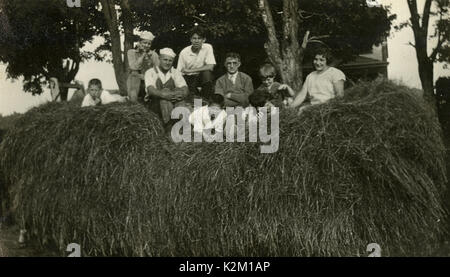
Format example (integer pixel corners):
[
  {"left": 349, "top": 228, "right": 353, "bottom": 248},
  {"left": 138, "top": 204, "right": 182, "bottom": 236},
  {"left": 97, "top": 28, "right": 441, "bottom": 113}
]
[
  {"left": 138, "top": 31, "right": 155, "bottom": 41},
  {"left": 159, "top": 48, "right": 176, "bottom": 58}
]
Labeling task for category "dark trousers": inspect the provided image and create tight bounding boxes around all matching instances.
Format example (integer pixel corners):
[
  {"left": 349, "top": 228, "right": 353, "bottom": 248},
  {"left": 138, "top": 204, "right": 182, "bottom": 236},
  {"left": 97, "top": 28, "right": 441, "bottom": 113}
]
[{"left": 184, "top": 70, "right": 214, "bottom": 100}]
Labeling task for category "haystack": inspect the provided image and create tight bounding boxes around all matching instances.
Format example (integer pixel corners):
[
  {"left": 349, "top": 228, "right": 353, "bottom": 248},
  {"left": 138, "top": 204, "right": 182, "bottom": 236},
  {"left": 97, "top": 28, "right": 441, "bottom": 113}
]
[
  {"left": 0, "top": 80, "right": 447, "bottom": 256},
  {"left": 0, "top": 102, "right": 169, "bottom": 255},
  {"left": 161, "top": 81, "right": 447, "bottom": 256}
]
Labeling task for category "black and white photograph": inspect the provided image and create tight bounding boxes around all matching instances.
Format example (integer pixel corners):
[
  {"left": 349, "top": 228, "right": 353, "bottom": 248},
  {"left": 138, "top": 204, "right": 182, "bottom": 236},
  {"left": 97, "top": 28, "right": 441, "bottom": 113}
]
[{"left": 0, "top": 0, "right": 449, "bottom": 261}]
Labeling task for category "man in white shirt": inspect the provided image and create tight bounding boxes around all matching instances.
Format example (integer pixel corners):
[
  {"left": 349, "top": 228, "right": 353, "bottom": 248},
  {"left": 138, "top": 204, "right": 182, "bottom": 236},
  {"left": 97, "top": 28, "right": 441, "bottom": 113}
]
[
  {"left": 177, "top": 28, "right": 216, "bottom": 99},
  {"left": 145, "top": 48, "right": 189, "bottom": 125},
  {"left": 81, "top": 79, "right": 128, "bottom": 107}
]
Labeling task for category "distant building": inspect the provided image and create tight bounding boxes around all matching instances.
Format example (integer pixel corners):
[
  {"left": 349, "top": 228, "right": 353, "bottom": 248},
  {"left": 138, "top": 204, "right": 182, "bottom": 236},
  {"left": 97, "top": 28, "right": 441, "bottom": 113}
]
[
  {"left": 346, "top": 40, "right": 389, "bottom": 80},
  {"left": 303, "top": 40, "right": 389, "bottom": 83}
]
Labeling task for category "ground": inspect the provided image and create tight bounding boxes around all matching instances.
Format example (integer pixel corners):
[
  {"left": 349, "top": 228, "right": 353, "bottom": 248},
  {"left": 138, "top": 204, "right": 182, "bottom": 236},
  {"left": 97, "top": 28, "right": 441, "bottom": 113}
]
[
  {"left": 0, "top": 102, "right": 450, "bottom": 257},
  {"left": 0, "top": 225, "right": 59, "bottom": 257}
]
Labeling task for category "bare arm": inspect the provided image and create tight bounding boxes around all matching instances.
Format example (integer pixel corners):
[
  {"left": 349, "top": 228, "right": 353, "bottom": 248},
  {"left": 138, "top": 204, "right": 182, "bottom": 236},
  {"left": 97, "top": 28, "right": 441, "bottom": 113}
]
[
  {"left": 278, "top": 84, "right": 296, "bottom": 97},
  {"left": 333, "top": 80, "right": 344, "bottom": 98},
  {"left": 289, "top": 84, "right": 308, "bottom": 108}
]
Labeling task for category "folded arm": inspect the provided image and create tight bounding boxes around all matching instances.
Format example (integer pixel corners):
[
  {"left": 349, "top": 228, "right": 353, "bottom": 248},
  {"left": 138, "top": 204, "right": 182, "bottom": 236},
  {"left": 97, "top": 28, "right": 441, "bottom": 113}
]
[
  {"left": 146, "top": 86, "right": 188, "bottom": 101},
  {"left": 227, "top": 76, "right": 253, "bottom": 106}
]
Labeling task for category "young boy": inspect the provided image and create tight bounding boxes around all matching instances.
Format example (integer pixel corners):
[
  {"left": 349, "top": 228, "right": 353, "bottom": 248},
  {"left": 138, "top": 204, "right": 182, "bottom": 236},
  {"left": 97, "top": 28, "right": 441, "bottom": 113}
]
[
  {"left": 127, "top": 31, "right": 159, "bottom": 102},
  {"left": 177, "top": 28, "right": 216, "bottom": 99},
  {"left": 214, "top": 52, "right": 254, "bottom": 107},
  {"left": 189, "top": 94, "right": 227, "bottom": 136},
  {"left": 256, "top": 63, "right": 295, "bottom": 108},
  {"left": 81, "top": 79, "right": 128, "bottom": 107}
]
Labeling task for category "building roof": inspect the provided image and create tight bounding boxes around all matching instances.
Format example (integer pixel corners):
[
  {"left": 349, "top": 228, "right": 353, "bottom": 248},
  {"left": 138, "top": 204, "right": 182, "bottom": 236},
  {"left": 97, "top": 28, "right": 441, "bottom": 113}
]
[{"left": 303, "top": 56, "right": 388, "bottom": 70}]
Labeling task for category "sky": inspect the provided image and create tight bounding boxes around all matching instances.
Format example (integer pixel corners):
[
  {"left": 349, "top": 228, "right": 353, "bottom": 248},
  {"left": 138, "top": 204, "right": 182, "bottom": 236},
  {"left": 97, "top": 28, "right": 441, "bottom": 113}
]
[{"left": 1, "top": 0, "right": 449, "bottom": 116}]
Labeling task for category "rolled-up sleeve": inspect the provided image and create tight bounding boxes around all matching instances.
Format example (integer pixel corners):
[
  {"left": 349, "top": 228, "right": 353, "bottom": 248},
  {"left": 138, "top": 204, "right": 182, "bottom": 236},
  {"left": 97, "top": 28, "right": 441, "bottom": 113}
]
[
  {"left": 205, "top": 44, "right": 216, "bottom": 65},
  {"left": 145, "top": 69, "right": 157, "bottom": 89},
  {"left": 172, "top": 69, "right": 188, "bottom": 88},
  {"left": 332, "top": 68, "right": 346, "bottom": 82}
]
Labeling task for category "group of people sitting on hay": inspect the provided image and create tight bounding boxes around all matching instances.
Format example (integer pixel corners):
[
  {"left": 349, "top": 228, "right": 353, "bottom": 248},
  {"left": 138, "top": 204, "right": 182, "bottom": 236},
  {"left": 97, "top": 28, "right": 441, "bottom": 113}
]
[{"left": 73, "top": 28, "right": 346, "bottom": 133}]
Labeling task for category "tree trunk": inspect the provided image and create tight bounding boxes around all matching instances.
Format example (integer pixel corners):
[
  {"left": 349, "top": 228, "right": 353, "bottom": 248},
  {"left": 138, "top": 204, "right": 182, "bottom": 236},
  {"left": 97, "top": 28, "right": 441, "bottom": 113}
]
[
  {"left": 121, "top": 0, "right": 134, "bottom": 79},
  {"left": 257, "top": 0, "right": 305, "bottom": 93},
  {"left": 59, "top": 87, "right": 69, "bottom": 101},
  {"left": 407, "top": 0, "right": 438, "bottom": 112},
  {"left": 279, "top": 47, "right": 304, "bottom": 93},
  {"left": 417, "top": 56, "right": 436, "bottom": 108},
  {"left": 100, "top": 0, "right": 128, "bottom": 94}
]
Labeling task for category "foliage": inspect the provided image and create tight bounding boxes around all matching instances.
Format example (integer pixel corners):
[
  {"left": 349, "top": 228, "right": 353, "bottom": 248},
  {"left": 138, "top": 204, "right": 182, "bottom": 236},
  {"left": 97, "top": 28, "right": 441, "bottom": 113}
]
[
  {"left": 135, "top": 0, "right": 394, "bottom": 61},
  {"left": 400, "top": 0, "right": 450, "bottom": 109},
  {"left": 0, "top": 0, "right": 106, "bottom": 96}
]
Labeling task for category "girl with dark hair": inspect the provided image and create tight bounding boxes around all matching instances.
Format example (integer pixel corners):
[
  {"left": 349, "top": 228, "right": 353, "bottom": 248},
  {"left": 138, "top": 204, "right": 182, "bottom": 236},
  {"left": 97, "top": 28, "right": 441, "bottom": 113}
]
[{"left": 290, "top": 48, "right": 345, "bottom": 110}]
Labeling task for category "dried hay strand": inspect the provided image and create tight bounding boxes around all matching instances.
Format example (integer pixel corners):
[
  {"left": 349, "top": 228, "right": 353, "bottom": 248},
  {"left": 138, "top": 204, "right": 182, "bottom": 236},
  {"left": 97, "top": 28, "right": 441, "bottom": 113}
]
[{"left": 0, "top": 80, "right": 447, "bottom": 256}]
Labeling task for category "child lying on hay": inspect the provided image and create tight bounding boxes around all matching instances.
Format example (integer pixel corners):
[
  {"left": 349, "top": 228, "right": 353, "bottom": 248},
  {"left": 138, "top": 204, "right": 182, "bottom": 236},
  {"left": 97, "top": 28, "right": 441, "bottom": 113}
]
[{"left": 81, "top": 79, "right": 128, "bottom": 107}]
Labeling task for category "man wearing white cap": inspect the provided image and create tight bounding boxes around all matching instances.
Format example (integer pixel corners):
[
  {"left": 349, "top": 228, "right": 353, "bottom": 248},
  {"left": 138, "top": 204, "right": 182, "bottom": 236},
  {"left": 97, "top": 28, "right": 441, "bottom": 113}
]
[
  {"left": 145, "top": 48, "right": 188, "bottom": 126},
  {"left": 127, "top": 31, "right": 159, "bottom": 102}
]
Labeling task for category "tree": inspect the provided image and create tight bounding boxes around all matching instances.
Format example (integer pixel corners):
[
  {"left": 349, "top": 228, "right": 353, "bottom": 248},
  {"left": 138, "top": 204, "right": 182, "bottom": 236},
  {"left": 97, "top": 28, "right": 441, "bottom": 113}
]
[
  {"left": 257, "top": 0, "right": 394, "bottom": 91},
  {"left": 129, "top": 0, "right": 394, "bottom": 92},
  {"left": 99, "top": 0, "right": 134, "bottom": 94},
  {"left": 0, "top": 0, "right": 106, "bottom": 100},
  {"left": 405, "top": 0, "right": 449, "bottom": 110},
  {"left": 0, "top": 0, "right": 395, "bottom": 99}
]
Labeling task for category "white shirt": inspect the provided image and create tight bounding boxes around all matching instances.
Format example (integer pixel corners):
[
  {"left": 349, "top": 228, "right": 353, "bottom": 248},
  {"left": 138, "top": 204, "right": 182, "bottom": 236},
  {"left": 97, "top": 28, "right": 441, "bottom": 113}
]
[
  {"left": 189, "top": 105, "right": 227, "bottom": 133},
  {"left": 303, "top": 67, "right": 346, "bottom": 105},
  {"left": 144, "top": 67, "right": 187, "bottom": 89},
  {"left": 81, "top": 90, "right": 126, "bottom": 107},
  {"left": 227, "top": 73, "right": 238, "bottom": 85},
  {"left": 177, "top": 43, "right": 216, "bottom": 75}
]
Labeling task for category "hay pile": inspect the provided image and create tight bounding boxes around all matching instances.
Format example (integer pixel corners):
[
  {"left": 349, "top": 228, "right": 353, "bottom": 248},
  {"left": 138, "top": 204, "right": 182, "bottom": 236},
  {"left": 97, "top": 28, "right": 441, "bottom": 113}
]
[
  {"left": 0, "top": 80, "right": 447, "bottom": 256},
  {"left": 0, "top": 102, "right": 169, "bottom": 255}
]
